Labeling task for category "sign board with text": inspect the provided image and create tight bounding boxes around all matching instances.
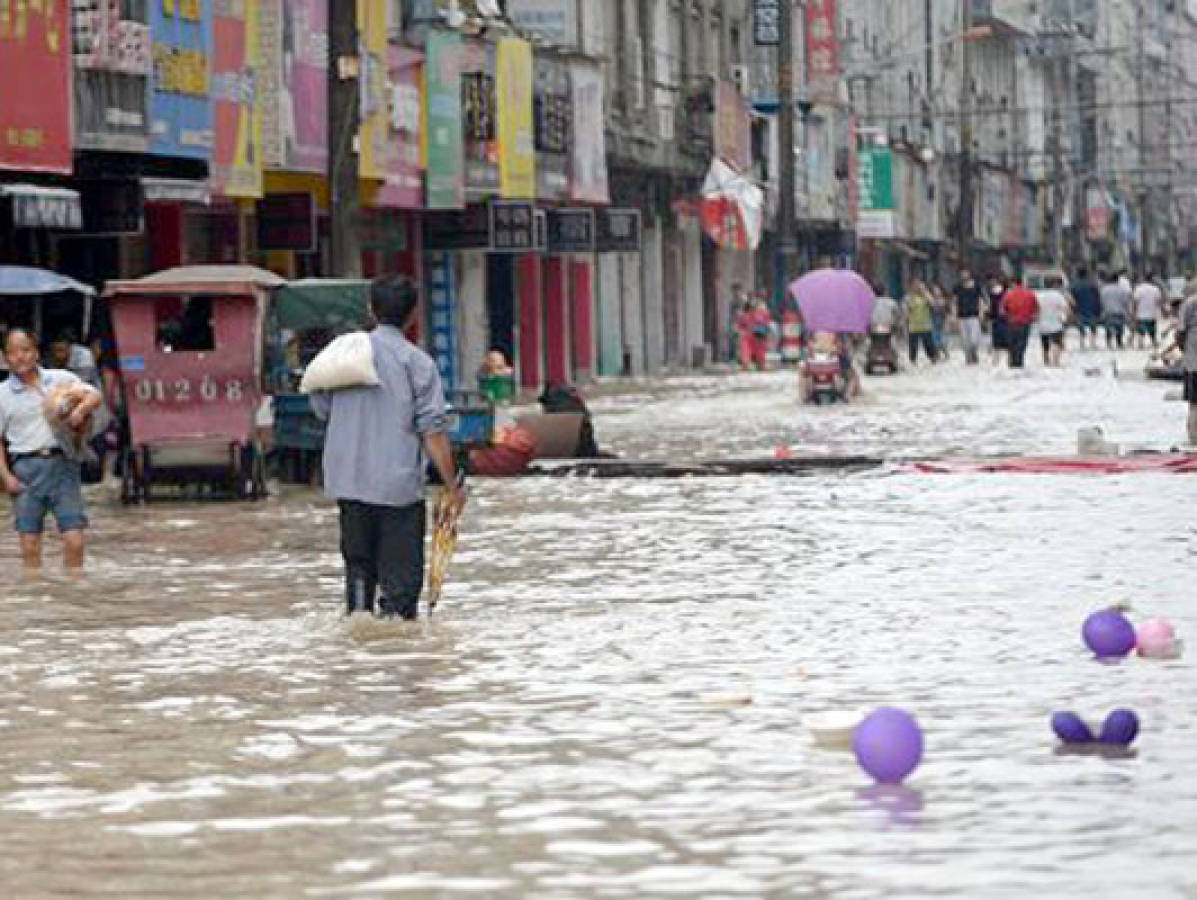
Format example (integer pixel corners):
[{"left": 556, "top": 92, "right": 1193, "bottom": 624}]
[
  {"left": 596, "top": 208, "right": 642, "bottom": 253},
  {"left": 546, "top": 208, "right": 595, "bottom": 253},
  {"left": 753, "top": 0, "right": 781, "bottom": 46}
]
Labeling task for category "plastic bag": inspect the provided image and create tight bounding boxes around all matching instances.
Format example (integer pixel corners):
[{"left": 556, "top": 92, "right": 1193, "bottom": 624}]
[{"left": 299, "top": 331, "right": 380, "bottom": 394}]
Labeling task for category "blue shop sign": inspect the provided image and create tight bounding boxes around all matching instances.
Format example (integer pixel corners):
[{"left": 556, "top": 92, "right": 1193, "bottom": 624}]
[{"left": 149, "top": 0, "right": 214, "bottom": 160}]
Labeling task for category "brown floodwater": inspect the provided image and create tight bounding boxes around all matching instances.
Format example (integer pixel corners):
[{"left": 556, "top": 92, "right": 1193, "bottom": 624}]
[{"left": 1, "top": 355, "right": 1193, "bottom": 896}]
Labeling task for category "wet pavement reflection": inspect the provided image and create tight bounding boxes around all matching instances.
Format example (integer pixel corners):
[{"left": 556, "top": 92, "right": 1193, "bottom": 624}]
[{"left": 1, "top": 351, "right": 1194, "bottom": 896}]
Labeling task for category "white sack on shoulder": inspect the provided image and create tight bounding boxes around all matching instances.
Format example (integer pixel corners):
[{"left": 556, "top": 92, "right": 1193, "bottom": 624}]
[{"left": 299, "top": 331, "right": 380, "bottom": 393}]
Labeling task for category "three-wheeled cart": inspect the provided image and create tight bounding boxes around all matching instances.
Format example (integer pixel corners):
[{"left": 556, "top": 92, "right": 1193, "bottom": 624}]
[{"left": 105, "top": 265, "right": 282, "bottom": 502}]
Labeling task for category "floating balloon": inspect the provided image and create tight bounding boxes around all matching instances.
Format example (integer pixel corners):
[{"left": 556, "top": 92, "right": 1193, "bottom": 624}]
[
  {"left": 1136, "top": 618, "right": 1179, "bottom": 659},
  {"left": 1097, "top": 709, "right": 1140, "bottom": 747},
  {"left": 1082, "top": 609, "right": 1137, "bottom": 658},
  {"left": 1051, "top": 711, "right": 1095, "bottom": 744},
  {"left": 853, "top": 707, "right": 923, "bottom": 784}
]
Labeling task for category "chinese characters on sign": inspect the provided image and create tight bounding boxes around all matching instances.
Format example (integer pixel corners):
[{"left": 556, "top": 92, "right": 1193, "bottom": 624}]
[
  {"left": 490, "top": 201, "right": 543, "bottom": 252},
  {"left": 753, "top": 0, "right": 781, "bottom": 46},
  {"left": 596, "top": 208, "right": 642, "bottom": 253},
  {"left": 546, "top": 209, "right": 595, "bottom": 254},
  {"left": 149, "top": 0, "right": 213, "bottom": 159},
  {"left": 805, "top": 0, "right": 840, "bottom": 102},
  {"left": 0, "top": 0, "right": 72, "bottom": 172}
]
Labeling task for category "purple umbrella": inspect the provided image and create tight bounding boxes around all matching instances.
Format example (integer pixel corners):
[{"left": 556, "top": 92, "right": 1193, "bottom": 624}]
[{"left": 788, "top": 269, "right": 876, "bottom": 335}]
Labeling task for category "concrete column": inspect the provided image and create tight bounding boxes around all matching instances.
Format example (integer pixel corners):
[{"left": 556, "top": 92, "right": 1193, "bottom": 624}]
[
  {"left": 543, "top": 256, "right": 568, "bottom": 385},
  {"left": 642, "top": 215, "right": 665, "bottom": 374},
  {"left": 517, "top": 253, "right": 543, "bottom": 389},
  {"left": 457, "top": 252, "right": 488, "bottom": 392},
  {"left": 682, "top": 221, "right": 705, "bottom": 368},
  {"left": 597, "top": 253, "right": 623, "bottom": 375},
  {"left": 570, "top": 257, "right": 595, "bottom": 381},
  {"left": 620, "top": 251, "right": 645, "bottom": 375}
]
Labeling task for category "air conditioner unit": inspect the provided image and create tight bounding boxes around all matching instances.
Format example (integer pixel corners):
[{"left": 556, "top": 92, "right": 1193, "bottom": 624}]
[{"left": 731, "top": 64, "right": 752, "bottom": 98}]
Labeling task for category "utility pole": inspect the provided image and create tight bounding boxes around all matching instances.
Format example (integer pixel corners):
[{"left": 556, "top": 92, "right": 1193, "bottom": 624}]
[
  {"left": 1050, "top": 55, "right": 1065, "bottom": 266},
  {"left": 775, "top": 0, "right": 797, "bottom": 308},
  {"left": 957, "top": 0, "right": 973, "bottom": 271},
  {"left": 328, "top": 0, "right": 362, "bottom": 277},
  {"left": 1136, "top": 0, "right": 1149, "bottom": 272}
]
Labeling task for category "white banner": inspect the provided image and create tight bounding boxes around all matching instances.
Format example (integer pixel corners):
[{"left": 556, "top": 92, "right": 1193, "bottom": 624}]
[{"left": 570, "top": 60, "right": 609, "bottom": 205}]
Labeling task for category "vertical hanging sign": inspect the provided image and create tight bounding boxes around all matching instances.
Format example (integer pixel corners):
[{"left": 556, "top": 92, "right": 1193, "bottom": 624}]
[
  {"left": 0, "top": 0, "right": 72, "bottom": 172},
  {"left": 425, "top": 31, "right": 464, "bottom": 209},
  {"left": 569, "top": 59, "right": 609, "bottom": 204},
  {"left": 260, "top": 0, "right": 328, "bottom": 173},
  {"left": 425, "top": 251, "right": 458, "bottom": 390},
  {"left": 210, "top": 0, "right": 263, "bottom": 198},
  {"left": 356, "top": 0, "right": 388, "bottom": 180},
  {"left": 149, "top": 0, "right": 213, "bottom": 160},
  {"left": 805, "top": 0, "right": 840, "bottom": 103},
  {"left": 496, "top": 37, "right": 535, "bottom": 200}
]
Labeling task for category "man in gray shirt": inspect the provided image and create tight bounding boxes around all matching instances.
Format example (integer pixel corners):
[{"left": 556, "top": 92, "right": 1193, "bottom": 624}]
[
  {"left": 1099, "top": 271, "right": 1131, "bottom": 350},
  {"left": 310, "top": 277, "right": 465, "bottom": 619},
  {"left": 1178, "top": 288, "right": 1197, "bottom": 445}
]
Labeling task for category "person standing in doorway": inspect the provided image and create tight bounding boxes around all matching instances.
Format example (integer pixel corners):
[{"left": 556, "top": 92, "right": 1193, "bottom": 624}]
[
  {"left": 1036, "top": 276, "right": 1072, "bottom": 367},
  {"left": 953, "top": 270, "right": 984, "bottom": 365},
  {"left": 1100, "top": 270, "right": 1131, "bottom": 349},
  {"left": 1003, "top": 276, "right": 1038, "bottom": 369},
  {"left": 1132, "top": 273, "right": 1164, "bottom": 350},
  {"left": 310, "top": 277, "right": 466, "bottom": 620},
  {"left": 1070, "top": 267, "right": 1102, "bottom": 350},
  {"left": 903, "top": 280, "right": 937, "bottom": 365},
  {"left": 0, "top": 328, "right": 102, "bottom": 573},
  {"left": 1179, "top": 285, "right": 1197, "bottom": 445}
]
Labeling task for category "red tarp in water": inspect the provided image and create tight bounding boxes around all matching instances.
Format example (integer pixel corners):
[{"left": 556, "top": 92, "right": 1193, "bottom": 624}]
[{"left": 909, "top": 455, "right": 1197, "bottom": 475}]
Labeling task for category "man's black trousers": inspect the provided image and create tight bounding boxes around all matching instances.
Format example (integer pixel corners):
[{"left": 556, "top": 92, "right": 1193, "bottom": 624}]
[{"left": 338, "top": 499, "right": 425, "bottom": 616}]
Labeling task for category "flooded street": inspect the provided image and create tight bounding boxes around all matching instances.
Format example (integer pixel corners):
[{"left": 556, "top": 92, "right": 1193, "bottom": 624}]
[{"left": 2, "top": 349, "right": 1195, "bottom": 897}]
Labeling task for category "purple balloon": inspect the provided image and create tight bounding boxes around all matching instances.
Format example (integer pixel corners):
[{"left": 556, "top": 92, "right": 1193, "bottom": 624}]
[
  {"left": 853, "top": 707, "right": 924, "bottom": 784},
  {"left": 1098, "top": 709, "right": 1140, "bottom": 746},
  {"left": 1051, "top": 711, "right": 1095, "bottom": 744},
  {"left": 1082, "top": 610, "right": 1137, "bottom": 658}
]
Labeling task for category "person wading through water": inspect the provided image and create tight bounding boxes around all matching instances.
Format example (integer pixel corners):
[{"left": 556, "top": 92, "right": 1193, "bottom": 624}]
[
  {"left": 311, "top": 276, "right": 466, "bottom": 619},
  {"left": 0, "top": 328, "right": 102, "bottom": 572}
]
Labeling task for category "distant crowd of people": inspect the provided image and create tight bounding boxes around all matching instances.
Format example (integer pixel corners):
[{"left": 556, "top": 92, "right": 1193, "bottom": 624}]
[{"left": 864, "top": 268, "right": 1184, "bottom": 371}]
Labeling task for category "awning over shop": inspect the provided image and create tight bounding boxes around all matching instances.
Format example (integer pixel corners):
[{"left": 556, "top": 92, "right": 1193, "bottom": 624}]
[
  {"left": 272, "top": 279, "right": 371, "bottom": 332},
  {"left": 141, "top": 177, "right": 211, "bottom": 205},
  {"left": 0, "top": 184, "right": 83, "bottom": 230},
  {"left": 0, "top": 265, "right": 96, "bottom": 296}
]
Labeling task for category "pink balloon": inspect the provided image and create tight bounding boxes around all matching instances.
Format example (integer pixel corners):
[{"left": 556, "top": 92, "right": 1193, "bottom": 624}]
[{"left": 1137, "top": 618, "right": 1177, "bottom": 658}]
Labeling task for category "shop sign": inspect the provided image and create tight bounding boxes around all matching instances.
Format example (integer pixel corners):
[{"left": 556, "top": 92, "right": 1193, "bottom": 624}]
[
  {"left": 546, "top": 208, "right": 595, "bottom": 253},
  {"left": 356, "top": 0, "right": 388, "bottom": 180},
  {"left": 423, "top": 204, "right": 491, "bottom": 251},
  {"left": 569, "top": 59, "right": 609, "bottom": 204},
  {"left": 425, "top": 251, "right": 458, "bottom": 389},
  {"left": 596, "top": 207, "right": 642, "bottom": 253},
  {"left": 805, "top": 0, "right": 840, "bottom": 103},
  {"left": 534, "top": 56, "right": 570, "bottom": 201},
  {"left": 373, "top": 45, "right": 424, "bottom": 209},
  {"left": 425, "top": 31, "right": 464, "bottom": 209},
  {"left": 506, "top": 0, "right": 579, "bottom": 49},
  {"left": 490, "top": 200, "right": 545, "bottom": 253},
  {"left": 256, "top": 191, "right": 316, "bottom": 251},
  {"left": 2, "top": 185, "right": 83, "bottom": 230},
  {"left": 856, "top": 146, "right": 896, "bottom": 238},
  {"left": 753, "top": 0, "right": 781, "bottom": 46},
  {"left": 716, "top": 81, "right": 751, "bottom": 172},
  {"left": 259, "top": 0, "right": 327, "bottom": 173},
  {"left": 0, "top": 0, "right": 72, "bottom": 173},
  {"left": 497, "top": 37, "right": 536, "bottom": 200},
  {"left": 210, "top": 0, "right": 263, "bottom": 198},
  {"left": 149, "top": 0, "right": 213, "bottom": 160},
  {"left": 462, "top": 40, "right": 500, "bottom": 197}
]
